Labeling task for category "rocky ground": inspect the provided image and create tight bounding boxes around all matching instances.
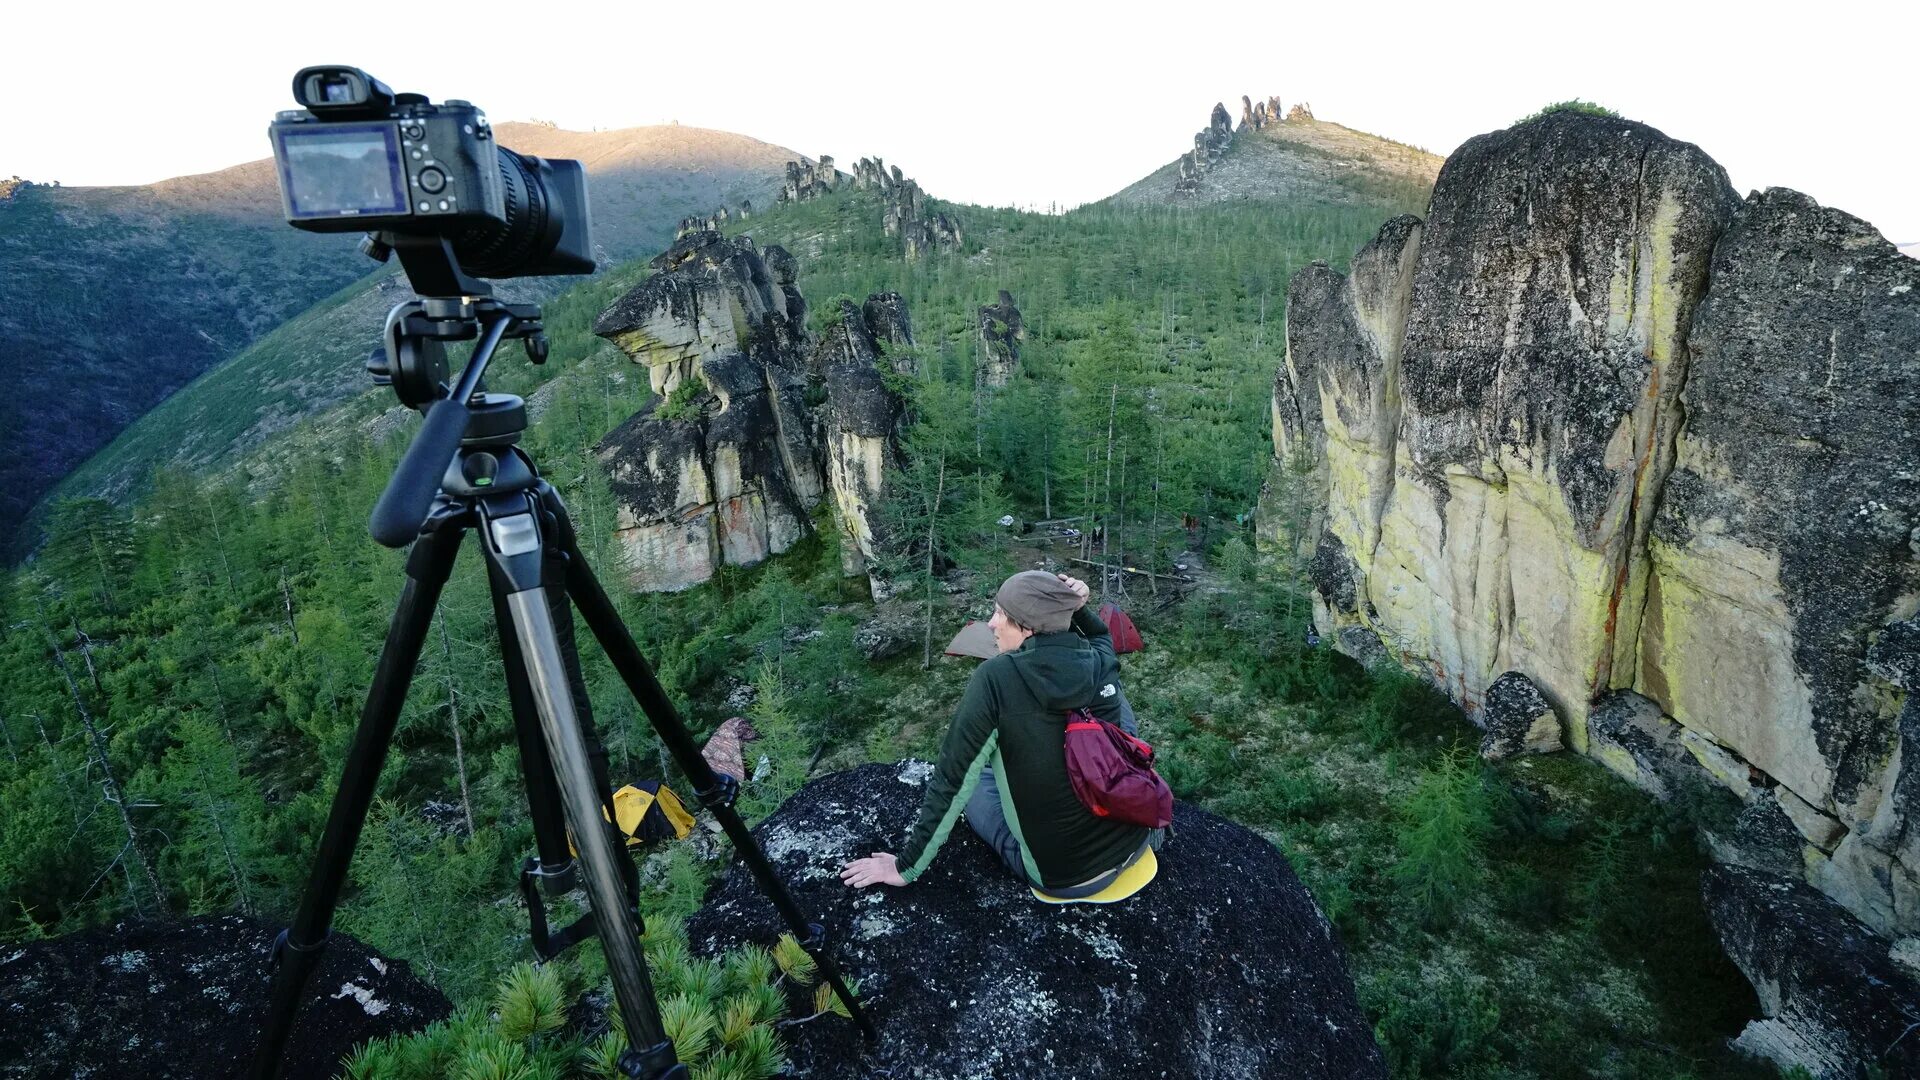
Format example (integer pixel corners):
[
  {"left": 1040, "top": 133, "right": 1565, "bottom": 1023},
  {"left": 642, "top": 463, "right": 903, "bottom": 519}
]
[
  {"left": 0, "top": 914, "right": 448, "bottom": 1080},
  {"left": 686, "top": 761, "right": 1385, "bottom": 1079}
]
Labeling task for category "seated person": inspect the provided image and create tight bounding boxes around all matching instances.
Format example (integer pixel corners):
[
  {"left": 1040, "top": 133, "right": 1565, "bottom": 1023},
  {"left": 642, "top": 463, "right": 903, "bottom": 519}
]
[{"left": 840, "top": 572, "right": 1156, "bottom": 900}]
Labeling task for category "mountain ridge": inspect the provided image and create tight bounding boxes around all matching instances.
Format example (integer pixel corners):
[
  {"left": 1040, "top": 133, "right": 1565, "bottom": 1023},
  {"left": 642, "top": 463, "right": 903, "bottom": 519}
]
[{"left": 1106, "top": 106, "right": 1442, "bottom": 209}]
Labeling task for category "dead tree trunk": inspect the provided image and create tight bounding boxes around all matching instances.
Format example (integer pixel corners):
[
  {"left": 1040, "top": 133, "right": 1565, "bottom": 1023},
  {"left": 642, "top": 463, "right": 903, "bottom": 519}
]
[
  {"left": 280, "top": 567, "right": 300, "bottom": 646},
  {"left": 920, "top": 454, "right": 948, "bottom": 670},
  {"left": 48, "top": 624, "right": 161, "bottom": 916},
  {"left": 190, "top": 756, "right": 254, "bottom": 916},
  {"left": 438, "top": 612, "right": 476, "bottom": 837},
  {"left": 1101, "top": 384, "right": 1118, "bottom": 597}
]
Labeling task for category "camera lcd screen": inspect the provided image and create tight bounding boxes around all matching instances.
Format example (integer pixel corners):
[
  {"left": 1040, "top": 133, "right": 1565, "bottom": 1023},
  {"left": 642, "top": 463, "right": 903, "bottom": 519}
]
[{"left": 278, "top": 125, "right": 406, "bottom": 218}]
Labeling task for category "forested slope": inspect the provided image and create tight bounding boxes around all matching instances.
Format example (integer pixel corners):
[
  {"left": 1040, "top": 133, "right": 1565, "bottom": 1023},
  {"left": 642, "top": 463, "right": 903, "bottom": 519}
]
[{"left": 1, "top": 178, "right": 1776, "bottom": 1078}]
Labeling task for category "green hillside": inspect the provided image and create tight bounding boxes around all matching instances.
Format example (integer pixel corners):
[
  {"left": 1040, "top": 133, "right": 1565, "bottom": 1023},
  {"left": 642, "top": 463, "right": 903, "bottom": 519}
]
[{"left": 1, "top": 180, "right": 1772, "bottom": 1078}]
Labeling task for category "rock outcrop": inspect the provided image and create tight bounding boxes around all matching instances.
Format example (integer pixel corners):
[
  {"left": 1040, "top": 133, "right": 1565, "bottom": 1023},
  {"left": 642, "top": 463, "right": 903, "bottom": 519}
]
[
  {"left": 1174, "top": 102, "right": 1236, "bottom": 195},
  {"left": 814, "top": 300, "right": 910, "bottom": 579},
  {"left": 592, "top": 231, "right": 825, "bottom": 591},
  {"left": 851, "top": 156, "right": 962, "bottom": 259},
  {"left": 976, "top": 289, "right": 1025, "bottom": 390},
  {"left": 1270, "top": 109, "right": 1920, "bottom": 1060},
  {"left": 1240, "top": 93, "right": 1281, "bottom": 132},
  {"left": 1111, "top": 102, "right": 1441, "bottom": 212},
  {"left": 686, "top": 762, "right": 1386, "bottom": 1078},
  {"left": 674, "top": 200, "right": 751, "bottom": 239},
  {"left": 861, "top": 292, "right": 915, "bottom": 364},
  {"left": 1704, "top": 864, "right": 1920, "bottom": 1077},
  {"left": 777, "top": 156, "right": 840, "bottom": 203},
  {"left": 0, "top": 914, "right": 448, "bottom": 1080},
  {"left": 594, "top": 234, "right": 913, "bottom": 592}
]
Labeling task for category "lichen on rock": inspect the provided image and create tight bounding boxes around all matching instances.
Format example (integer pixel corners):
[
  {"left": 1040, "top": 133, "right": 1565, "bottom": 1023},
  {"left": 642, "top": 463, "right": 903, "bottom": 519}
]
[
  {"left": 0, "top": 915, "right": 447, "bottom": 1079},
  {"left": 686, "top": 763, "right": 1386, "bottom": 1078}
]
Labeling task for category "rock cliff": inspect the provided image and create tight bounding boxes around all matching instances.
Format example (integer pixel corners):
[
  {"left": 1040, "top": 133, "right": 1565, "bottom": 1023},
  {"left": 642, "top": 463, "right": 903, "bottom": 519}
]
[
  {"left": 1269, "top": 110, "right": 1920, "bottom": 1073},
  {"left": 686, "top": 762, "right": 1386, "bottom": 1078},
  {"left": 593, "top": 233, "right": 911, "bottom": 592}
]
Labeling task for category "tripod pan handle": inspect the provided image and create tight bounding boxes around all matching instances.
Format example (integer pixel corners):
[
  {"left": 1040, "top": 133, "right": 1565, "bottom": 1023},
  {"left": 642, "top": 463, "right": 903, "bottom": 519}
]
[{"left": 370, "top": 397, "right": 471, "bottom": 547}]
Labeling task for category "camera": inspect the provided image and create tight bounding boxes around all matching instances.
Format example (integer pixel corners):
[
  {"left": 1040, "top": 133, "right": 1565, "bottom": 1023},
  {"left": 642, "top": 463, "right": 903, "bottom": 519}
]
[{"left": 269, "top": 66, "right": 594, "bottom": 288}]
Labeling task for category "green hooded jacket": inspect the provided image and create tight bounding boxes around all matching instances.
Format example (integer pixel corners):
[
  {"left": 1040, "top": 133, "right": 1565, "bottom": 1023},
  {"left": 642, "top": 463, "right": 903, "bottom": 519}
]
[{"left": 896, "top": 607, "right": 1150, "bottom": 889}]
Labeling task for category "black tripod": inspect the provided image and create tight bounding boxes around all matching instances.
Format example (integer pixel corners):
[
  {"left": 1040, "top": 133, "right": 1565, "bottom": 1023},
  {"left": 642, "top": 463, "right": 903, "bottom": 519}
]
[{"left": 251, "top": 266, "right": 873, "bottom": 1079}]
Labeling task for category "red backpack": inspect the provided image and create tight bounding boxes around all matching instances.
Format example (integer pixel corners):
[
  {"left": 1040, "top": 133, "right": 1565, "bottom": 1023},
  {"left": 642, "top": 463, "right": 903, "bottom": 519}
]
[{"left": 1063, "top": 709, "right": 1173, "bottom": 829}]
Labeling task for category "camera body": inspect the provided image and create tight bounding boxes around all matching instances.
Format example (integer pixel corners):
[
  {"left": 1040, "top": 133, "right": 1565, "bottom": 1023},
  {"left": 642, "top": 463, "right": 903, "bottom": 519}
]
[{"left": 269, "top": 66, "right": 593, "bottom": 287}]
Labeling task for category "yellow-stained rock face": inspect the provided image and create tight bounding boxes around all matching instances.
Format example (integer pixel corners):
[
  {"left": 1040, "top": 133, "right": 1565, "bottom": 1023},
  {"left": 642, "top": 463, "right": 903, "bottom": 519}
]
[{"left": 1278, "top": 114, "right": 1920, "bottom": 941}]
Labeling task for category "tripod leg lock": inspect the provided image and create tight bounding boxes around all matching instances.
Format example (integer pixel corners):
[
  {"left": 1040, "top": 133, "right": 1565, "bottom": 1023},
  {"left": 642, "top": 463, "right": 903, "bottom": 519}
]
[
  {"left": 618, "top": 1041, "right": 688, "bottom": 1080},
  {"left": 268, "top": 927, "right": 330, "bottom": 968},
  {"left": 694, "top": 770, "right": 739, "bottom": 812}
]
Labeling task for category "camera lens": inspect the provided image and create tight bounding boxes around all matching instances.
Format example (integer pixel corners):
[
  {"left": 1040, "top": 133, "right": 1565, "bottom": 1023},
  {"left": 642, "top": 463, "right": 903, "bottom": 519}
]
[{"left": 447, "top": 149, "right": 564, "bottom": 278}]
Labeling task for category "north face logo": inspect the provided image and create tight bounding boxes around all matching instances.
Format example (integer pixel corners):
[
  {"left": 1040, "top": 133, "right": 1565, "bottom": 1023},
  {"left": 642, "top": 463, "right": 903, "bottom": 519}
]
[{"left": 1100, "top": 683, "right": 1117, "bottom": 698}]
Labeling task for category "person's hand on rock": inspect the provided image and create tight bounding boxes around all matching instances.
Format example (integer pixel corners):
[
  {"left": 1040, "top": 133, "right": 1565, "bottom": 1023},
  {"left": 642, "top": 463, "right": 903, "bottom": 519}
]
[
  {"left": 840, "top": 852, "right": 905, "bottom": 888},
  {"left": 1057, "top": 573, "right": 1090, "bottom": 607}
]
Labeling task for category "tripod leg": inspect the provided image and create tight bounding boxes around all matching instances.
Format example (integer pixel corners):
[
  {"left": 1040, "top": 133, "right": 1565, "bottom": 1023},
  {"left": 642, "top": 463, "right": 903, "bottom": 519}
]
[
  {"left": 542, "top": 544, "right": 642, "bottom": 904},
  {"left": 251, "top": 526, "right": 465, "bottom": 1080},
  {"left": 489, "top": 559, "right": 578, "bottom": 896},
  {"left": 540, "top": 485, "right": 878, "bottom": 1040},
  {"left": 485, "top": 504, "right": 682, "bottom": 1079}
]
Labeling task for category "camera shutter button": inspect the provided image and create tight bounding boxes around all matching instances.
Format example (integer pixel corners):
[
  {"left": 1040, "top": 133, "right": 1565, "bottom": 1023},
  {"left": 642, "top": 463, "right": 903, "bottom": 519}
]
[{"left": 419, "top": 167, "right": 448, "bottom": 194}]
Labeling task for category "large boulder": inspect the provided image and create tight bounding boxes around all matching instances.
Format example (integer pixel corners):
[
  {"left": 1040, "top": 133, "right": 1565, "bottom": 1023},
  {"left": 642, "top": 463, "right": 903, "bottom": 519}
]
[
  {"left": 1478, "top": 670, "right": 1563, "bottom": 761},
  {"left": 0, "top": 914, "right": 448, "bottom": 1080},
  {"left": 687, "top": 763, "right": 1384, "bottom": 1078},
  {"left": 1703, "top": 864, "right": 1920, "bottom": 1078},
  {"left": 593, "top": 232, "right": 825, "bottom": 592},
  {"left": 1366, "top": 112, "right": 1738, "bottom": 730}
]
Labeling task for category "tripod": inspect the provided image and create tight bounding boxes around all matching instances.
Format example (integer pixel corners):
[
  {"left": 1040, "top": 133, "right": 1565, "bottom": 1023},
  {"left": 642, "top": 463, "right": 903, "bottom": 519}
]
[{"left": 251, "top": 269, "right": 873, "bottom": 1079}]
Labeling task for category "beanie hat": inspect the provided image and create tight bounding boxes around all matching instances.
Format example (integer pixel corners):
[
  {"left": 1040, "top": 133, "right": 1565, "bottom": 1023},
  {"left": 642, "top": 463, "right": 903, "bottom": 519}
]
[{"left": 995, "top": 571, "right": 1079, "bottom": 634}]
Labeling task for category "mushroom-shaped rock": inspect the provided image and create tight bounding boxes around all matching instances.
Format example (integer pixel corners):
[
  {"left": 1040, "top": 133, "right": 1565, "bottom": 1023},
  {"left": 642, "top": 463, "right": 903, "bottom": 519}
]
[
  {"left": 0, "top": 915, "right": 448, "bottom": 1080},
  {"left": 1478, "top": 671, "right": 1563, "bottom": 761},
  {"left": 687, "top": 763, "right": 1386, "bottom": 1078}
]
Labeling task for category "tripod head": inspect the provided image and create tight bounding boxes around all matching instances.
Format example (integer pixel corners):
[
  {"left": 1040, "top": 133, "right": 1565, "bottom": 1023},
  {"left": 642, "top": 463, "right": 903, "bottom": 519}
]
[{"left": 365, "top": 283, "right": 550, "bottom": 548}]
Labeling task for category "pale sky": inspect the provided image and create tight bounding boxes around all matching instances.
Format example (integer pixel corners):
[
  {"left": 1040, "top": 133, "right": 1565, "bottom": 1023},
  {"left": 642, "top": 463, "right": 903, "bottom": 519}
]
[{"left": 4, "top": 0, "right": 1915, "bottom": 245}]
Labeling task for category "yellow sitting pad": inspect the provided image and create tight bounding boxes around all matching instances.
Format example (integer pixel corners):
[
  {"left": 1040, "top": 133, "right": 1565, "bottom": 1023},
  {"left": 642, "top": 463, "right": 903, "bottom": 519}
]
[{"left": 1031, "top": 846, "right": 1158, "bottom": 905}]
